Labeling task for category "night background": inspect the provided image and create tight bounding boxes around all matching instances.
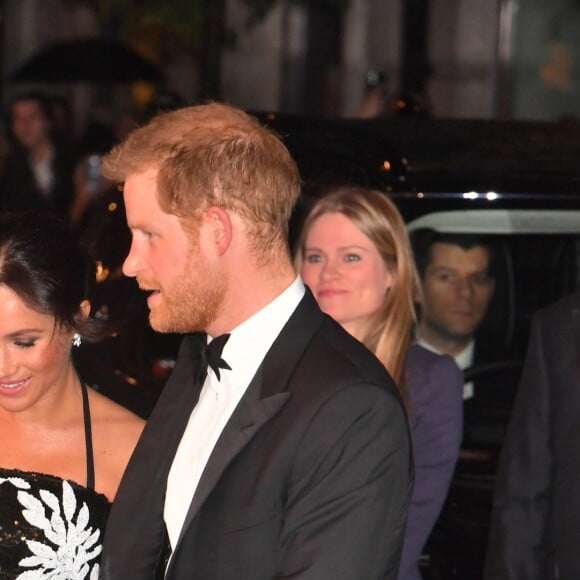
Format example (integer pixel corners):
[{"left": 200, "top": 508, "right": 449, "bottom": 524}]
[{"left": 1, "top": 0, "right": 579, "bottom": 138}]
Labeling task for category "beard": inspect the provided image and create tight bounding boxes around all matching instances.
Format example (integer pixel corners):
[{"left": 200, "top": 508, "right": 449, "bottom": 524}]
[{"left": 141, "top": 245, "right": 227, "bottom": 334}]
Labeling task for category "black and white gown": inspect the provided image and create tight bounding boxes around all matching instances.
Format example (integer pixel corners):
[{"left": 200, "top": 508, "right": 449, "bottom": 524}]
[{"left": 0, "top": 384, "right": 110, "bottom": 579}]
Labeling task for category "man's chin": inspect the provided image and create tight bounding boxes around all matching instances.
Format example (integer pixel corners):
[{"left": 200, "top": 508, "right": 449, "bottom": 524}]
[
  {"left": 148, "top": 310, "right": 204, "bottom": 334},
  {"left": 148, "top": 311, "right": 179, "bottom": 334},
  {"left": 446, "top": 329, "right": 477, "bottom": 343}
]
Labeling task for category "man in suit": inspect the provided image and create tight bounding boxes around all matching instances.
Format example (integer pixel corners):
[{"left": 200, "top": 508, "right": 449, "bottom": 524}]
[
  {"left": 485, "top": 292, "right": 580, "bottom": 579},
  {"left": 410, "top": 230, "right": 497, "bottom": 397},
  {"left": 100, "top": 102, "right": 412, "bottom": 579},
  {"left": 411, "top": 230, "right": 521, "bottom": 449}
]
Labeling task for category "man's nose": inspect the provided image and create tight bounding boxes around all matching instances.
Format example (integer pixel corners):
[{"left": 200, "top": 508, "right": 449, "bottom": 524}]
[
  {"left": 122, "top": 239, "right": 140, "bottom": 278},
  {"left": 455, "top": 277, "right": 474, "bottom": 297}
]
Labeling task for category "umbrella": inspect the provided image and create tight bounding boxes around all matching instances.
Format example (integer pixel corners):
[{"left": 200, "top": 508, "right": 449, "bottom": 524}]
[{"left": 9, "top": 37, "right": 163, "bottom": 84}]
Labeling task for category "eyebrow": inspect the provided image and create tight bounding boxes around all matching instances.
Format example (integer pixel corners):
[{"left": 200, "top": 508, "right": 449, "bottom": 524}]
[
  {"left": 430, "top": 265, "right": 489, "bottom": 274},
  {"left": 5, "top": 329, "right": 45, "bottom": 338},
  {"left": 304, "top": 244, "right": 370, "bottom": 252}
]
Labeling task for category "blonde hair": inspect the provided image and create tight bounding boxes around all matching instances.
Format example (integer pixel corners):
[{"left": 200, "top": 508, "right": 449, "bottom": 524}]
[
  {"left": 103, "top": 102, "right": 301, "bottom": 255},
  {"left": 295, "top": 186, "right": 421, "bottom": 403}
]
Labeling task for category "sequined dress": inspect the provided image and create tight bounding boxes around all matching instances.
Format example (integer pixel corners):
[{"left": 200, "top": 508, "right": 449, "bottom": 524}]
[{"left": 0, "top": 384, "right": 111, "bottom": 579}]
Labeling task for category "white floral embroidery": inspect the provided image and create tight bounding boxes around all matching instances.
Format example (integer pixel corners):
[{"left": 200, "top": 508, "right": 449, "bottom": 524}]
[
  {"left": 0, "top": 478, "right": 101, "bottom": 579},
  {"left": 0, "top": 476, "right": 31, "bottom": 490}
]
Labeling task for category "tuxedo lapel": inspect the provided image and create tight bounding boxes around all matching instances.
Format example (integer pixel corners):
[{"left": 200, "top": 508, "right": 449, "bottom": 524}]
[
  {"left": 101, "top": 334, "right": 206, "bottom": 579},
  {"left": 171, "top": 290, "right": 325, "bottom": 553},
  {"left": 174, "top": 370, "right": 290, "bottom": 549},
  {"left": 259, "top": 289, "right": 325, "bottom": 399}
]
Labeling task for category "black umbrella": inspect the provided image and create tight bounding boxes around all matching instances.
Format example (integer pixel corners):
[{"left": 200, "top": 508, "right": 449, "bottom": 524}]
[{"left": 9, "top": 37, "right": 163, "bottom": 84}]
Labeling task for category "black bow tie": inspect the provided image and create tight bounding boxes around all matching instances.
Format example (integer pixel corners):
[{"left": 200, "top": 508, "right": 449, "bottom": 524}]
[{"left": 198, "top": 333, "right": 232, "bottom": 381}]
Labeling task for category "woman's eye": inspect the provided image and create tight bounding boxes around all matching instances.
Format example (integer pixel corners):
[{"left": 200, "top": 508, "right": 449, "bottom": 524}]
[
  {"left": 344, "top": 253, "right": 361, "bottom": 262},
  {"left": 305, "top": 253, "right": 321, "bottom": 263},
  {"left": 15, "top": 340, "right": 36, "bottom": 349}
]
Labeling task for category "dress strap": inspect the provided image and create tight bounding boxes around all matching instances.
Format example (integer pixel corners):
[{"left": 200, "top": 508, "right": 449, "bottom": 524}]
[{"left": 80, "top": 382, "right": 95, "bottom": 490}]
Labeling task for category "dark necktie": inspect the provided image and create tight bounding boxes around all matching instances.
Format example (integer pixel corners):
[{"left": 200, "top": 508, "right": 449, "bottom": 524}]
[{"left": 198, "top": 333, "right": 232, "bottom": 381}]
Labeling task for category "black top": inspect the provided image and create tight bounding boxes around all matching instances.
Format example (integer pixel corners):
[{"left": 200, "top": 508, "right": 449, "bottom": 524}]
[{"left": 0, "top": 384, "right": 111, "bottom": 578}]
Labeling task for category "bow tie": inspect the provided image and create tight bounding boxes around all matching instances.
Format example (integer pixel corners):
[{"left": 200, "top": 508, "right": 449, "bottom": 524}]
[{"left": 198, "top": 333, "right": 232, "bottom": 381}]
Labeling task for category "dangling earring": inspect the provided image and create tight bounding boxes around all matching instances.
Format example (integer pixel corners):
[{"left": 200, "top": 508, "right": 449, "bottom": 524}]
[{"left": 72, "top": 333, "right": 82, "bottom": 347}]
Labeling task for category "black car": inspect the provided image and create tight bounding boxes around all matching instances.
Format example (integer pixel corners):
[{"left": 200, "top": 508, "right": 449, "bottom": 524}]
[{"left": 80, "top": 114, "right": 580, "bottom": 579}]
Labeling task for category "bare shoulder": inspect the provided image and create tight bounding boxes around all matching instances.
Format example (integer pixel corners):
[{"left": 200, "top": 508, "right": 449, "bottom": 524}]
[
  {"left": 85, "top": 387, "right": 145, "bottom": 500},
  {"left": 88, "top": 387, "right": 145, "bottom": 443}
]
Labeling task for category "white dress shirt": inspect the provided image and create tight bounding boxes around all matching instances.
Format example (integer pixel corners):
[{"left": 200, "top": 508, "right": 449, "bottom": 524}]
[
  {"left": 164, "top": 276, "right": 305, "bottom": 550},
  {"left": 30, "top": 148, "right": 55, "bottom": 198}
]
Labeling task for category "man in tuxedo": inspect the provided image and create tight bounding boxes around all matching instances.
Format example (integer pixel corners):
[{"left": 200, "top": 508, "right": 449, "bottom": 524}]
[
  {"left": 485, "top": 292, "right": 580, "bottom": 579},
  {"left": 100, "top": 102, "right": 412, "bottom": 579}
]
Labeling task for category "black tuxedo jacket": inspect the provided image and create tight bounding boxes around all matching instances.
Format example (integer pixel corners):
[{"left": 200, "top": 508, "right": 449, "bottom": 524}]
[
  {"left": 485, "top": 292, "right": 580, "bottom": 579},
  {"left": 101, "top": 292, "right": 412, "bottom": 579}
]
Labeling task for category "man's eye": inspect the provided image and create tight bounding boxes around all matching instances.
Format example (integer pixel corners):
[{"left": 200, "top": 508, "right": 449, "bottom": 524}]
[{"left": 471, "top": 274, "right": 492, "bottom": 287}]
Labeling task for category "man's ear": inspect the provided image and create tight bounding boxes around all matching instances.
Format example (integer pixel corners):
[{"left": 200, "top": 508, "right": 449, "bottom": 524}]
[{"left": 205, "top": 206, "right": 233, "bottom": 255}]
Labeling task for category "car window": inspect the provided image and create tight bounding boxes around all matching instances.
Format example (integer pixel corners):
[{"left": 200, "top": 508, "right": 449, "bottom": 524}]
[{"left": 408, "top": 208, "right": 580, "bottom": 451}]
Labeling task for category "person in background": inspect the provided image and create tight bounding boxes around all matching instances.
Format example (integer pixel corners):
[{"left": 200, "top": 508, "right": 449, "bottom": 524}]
[
  {"left": 99, "top": 102, "right": 411, "bottom": 579},
  {"left": 0, "top": 211, "right": 144, "bottom": 578},
  {"left": 355, "top": 88, "right": 433, "bottom": 119},
  {"left": 411, "top": 230, "right": 497, "bottom": 400},
  {"left": 485, "top": 291, "right": 580, "bottom": 579},
  {"left": 48, "top": 94, "right": 75, "bottom": 148},
  {"left": 0, "top": 92, "right": 77, "bottom": 218},
  {"left": 296, "top": 186, "right": 463, "bottom": 580}
]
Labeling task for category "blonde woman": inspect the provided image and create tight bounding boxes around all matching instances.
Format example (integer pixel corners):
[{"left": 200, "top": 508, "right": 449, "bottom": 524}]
[{"left": 296, "top": 186, "right": 463, "bottom": 580}]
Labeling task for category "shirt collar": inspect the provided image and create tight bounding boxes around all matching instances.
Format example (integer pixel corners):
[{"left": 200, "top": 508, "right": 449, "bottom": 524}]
[
  {"left": 416, "top": 337, "right": 475, "bottom": 370},
  {"left": 207, "top": 276, "right": 305, "bottom": 384},
  {"left": 454, "top": 340, "right": 475, "bottom": 370}
]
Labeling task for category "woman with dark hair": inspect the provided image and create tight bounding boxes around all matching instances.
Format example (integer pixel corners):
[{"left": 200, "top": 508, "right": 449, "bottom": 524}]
[
  {"left": 0, "top": 212, "right": 143, "bottom": 578},
  {"left": 296, "top": 186, "right": 463, "bottom": 580}
]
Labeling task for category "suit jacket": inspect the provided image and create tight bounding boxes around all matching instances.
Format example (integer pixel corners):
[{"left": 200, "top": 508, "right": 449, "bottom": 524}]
[
  {"left": 463, "top": 337, "right": 522, "bottom": 451},
  {"left": 101, "top": 291, "right": 412, "bottom": 579},
  {"left": 0, "top": 144, "right": 76, "bottom": 217},
  {"left": 485, "top": 292, "right": 580, "bottom": 580},
  {"left": 398, "top": 345, "right": 463, "bottom": 580}
]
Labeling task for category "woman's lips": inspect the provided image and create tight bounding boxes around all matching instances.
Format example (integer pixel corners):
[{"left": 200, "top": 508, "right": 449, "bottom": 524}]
[
  {"left": 318, "top": 288, "right": 347, "bottom": 298},
  {"left": 0, "top": 377, "right": 29, "bottom": 393}
]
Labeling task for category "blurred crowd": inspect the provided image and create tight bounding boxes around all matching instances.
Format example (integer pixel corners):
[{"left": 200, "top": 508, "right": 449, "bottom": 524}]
[{"left": 0, "top": 90, "right": 184, "bottom": 231}]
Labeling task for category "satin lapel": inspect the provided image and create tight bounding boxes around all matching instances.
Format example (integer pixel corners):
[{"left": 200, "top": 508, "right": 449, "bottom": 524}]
[
  {"left": 173, "top": 372, "right": 290, "bottom": 552},
  {"left": 173, "top": 290, "right": 325, "bottom": 547},
  {"left": 102, "top": 334, "right": 205, "bottom": 576}
]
